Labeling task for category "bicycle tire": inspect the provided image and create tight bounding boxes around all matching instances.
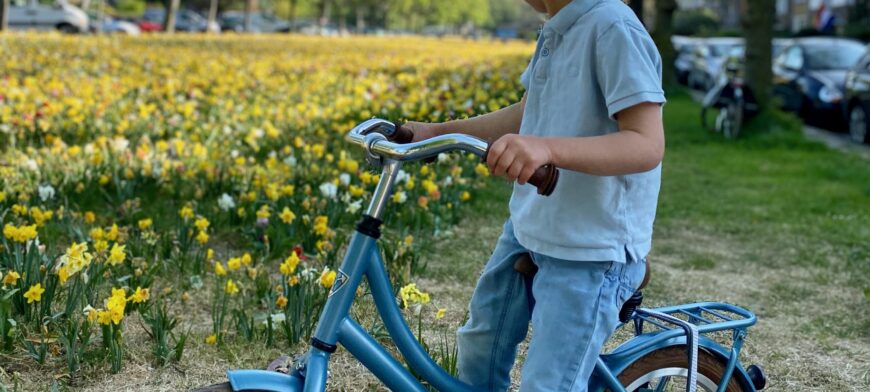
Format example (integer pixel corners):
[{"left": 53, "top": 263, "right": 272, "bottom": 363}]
[
  {"left": 613, "top": 346, "right": 746, "bottom": 392},
  {"left": 724, "top": 100, "right": 743, "bottom": 140}
]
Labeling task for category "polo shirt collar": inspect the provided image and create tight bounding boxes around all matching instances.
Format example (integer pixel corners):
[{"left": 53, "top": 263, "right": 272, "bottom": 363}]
[{"left": 543, "top": 0, "right": 600, "bottom": 36}]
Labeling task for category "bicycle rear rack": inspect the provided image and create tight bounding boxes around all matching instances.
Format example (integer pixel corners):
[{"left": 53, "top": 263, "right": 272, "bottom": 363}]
[
  {"left": 627, "top": 302, "right": 757, "bottom": 392},
  {"left": 634, "top": 302, "right": 756, "bottom": 337}
]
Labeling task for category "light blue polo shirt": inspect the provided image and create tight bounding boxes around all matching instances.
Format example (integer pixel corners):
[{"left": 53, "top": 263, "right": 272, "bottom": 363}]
[{"left": 510, "top": 0, "right": 666, "bottom": 263}]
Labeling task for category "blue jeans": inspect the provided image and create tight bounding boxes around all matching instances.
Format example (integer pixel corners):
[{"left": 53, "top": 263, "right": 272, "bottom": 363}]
[{"left": 456, "top": 219, "right": 647, "bottom": 391}]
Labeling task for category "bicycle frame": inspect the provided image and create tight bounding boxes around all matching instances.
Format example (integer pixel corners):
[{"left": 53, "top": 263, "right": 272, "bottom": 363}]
[{"left": 221, "top": 125, "right": 762, "bottom": 392}]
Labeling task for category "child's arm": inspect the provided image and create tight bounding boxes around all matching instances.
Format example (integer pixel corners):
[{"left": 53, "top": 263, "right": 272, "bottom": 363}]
[
  {"left": 486, "top": 102, "right": 664, "bottom": 184},
  {"left": 402, "top": 93, "right": 527, "bottom": 143}
]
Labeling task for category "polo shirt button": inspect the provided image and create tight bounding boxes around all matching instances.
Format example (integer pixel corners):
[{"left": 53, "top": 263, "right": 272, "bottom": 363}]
[{"left": 542, "top": 48, "right": 550, "bottom": 57}]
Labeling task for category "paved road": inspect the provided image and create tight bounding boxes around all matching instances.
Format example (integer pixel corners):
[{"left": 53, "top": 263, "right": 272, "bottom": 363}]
[{"left": 802, "top": 125, "right": 870, "bottom": 160}]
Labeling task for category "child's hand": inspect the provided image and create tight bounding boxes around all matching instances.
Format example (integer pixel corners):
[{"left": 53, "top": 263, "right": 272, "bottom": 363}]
[
  {"left": 401, "top": 121, "right": 442, "bottom": 142},
  {"left": 486, "top": 134, "right": 553, "bottom": 185}
]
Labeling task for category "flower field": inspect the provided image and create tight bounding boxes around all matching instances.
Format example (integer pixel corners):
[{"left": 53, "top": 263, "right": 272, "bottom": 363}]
[{"left": 0, "top": 33, "right": 532, "bottom": 386}]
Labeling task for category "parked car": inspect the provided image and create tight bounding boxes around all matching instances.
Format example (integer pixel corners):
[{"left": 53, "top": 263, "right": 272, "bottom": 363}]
[
  {"left": 141, "top": 8, "right": 208, "bottom": 32},
  {"left": 136, "top": 18, "right": 162, "bottom": 33},
  {"left": 673, "top": 35, "right": 700, "bottom": 85},
  {"left": 773, "top": 37, "right": 867, "bottom": 127},
  {"left": 687, "top": 37, "right": 744, "bottom": 91},
  {"left": 219, "top": 11, "right": 290, "bottom": 33},
  {"left": 7, "top": 0, "right": 88, "bottom": 33},
  {"left": 844, "top": 44, "right": 870, "bottom": 144},
  {"left": 89, "top": 14, "right": 140, "bottom": 35}
]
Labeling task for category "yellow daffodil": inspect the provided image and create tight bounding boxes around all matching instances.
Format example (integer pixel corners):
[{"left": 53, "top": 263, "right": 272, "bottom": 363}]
[
  {"left": 215, "top": 262, "right": 227, "bottom": 276},
  {"left": 227, "top": 257, "right": 241, "bottom": 271},
  {"left": 279, "top": 207, "right": 296, "bottom": 224},
  {"left": 225, "top": 279, "right": 239, "bottom": 295},
  {"left": 107, "top": 243, "right": 126, "bottom": 266},
  {"left": 194, "top": 217, "right": 210, "bottom": 232},
  {"left": 106, "top": 224, "right": 119, "bottom": 241},
  {"left": 399, "top": 283, "right": 430, "bottom": 308},
  {"left": 24, "top": 283, "right": 45, "bottom": 303},
  {"left": 475, "top": 163, "right": 490, "bottom": 177},
  {"left": 280, "top": 252, "right": 300, "bottom": 276},
  {"left": 138, "top": 218, "right": 153, "bottom": 230},
  {"left": 3, "top": 223, "right": 38, "bottom": 243},
  {"left": 129, "top": 287, "right": 150, "bottom": 303},
  {"left": 3, "top": 271, "right": 20, "bottom": 286},
  {"left": 320, "top": 269, "right": 336, "bottom": 289},
  {"left": 179, "top": 206, "right": 194, "bottom": 220}
]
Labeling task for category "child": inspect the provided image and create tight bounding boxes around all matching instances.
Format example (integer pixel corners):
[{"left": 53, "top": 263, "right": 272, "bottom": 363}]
[{"left": 403, "top": 0, "right": 665, "bottom": 390}]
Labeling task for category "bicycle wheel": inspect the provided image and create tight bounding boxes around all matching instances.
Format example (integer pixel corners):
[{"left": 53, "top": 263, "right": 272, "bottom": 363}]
[
  {"left": 615, "top": 346, "right": 746, "bottom": 392},
  {"left": 723, "top": 100, "right": 743, "bottom": 140}
]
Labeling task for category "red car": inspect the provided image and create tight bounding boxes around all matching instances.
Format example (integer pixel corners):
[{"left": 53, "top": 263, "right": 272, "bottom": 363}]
[{"left": 137, "top": 20, "right": 162, "bottom": 32}]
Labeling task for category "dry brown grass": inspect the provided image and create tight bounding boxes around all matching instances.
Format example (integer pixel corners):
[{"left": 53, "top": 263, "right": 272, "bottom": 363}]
[{"left": 4, "top": 176, "right": 869, "bottom": 390}]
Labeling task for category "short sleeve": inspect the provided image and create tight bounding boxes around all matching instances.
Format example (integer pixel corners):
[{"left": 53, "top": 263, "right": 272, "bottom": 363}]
[
  {"left": 520, "top": 58, "right": 532, "bottom": 90},
  {"left": 595, "top": 20, "right": 666, "bottom": 119}
]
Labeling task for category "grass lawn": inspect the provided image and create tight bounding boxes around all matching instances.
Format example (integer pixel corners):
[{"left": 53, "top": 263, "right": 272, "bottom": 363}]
[{"left": 6, "top": 93, "right": 868, "bottom": 391}]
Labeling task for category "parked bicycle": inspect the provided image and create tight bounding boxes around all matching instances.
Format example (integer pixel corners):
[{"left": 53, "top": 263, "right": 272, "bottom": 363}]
[
  {"left": 701, "top": 60, "right": 759, "bottom": 139},
  {"left": 194, "top": 119, "right": 767, "bottom": 391}
]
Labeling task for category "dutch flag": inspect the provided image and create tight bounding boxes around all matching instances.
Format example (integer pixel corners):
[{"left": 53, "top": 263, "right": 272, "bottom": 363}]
[{"left": 814, "top": 0, "right": 836, "bottom": 33}]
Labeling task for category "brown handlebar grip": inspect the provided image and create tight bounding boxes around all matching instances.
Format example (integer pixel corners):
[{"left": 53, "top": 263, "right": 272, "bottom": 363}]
[
  {"left": 528, "top": 164, "right": 559, "bottom": 196},
  {"left": 391, "top": 123, "right": 415, "bottom": 144},
  {"left": 483, "top": 146, "right": 559, "bottom": 196}
]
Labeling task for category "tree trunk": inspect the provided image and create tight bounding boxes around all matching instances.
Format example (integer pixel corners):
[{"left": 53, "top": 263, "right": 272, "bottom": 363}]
[
  {"left": 164, "top": 0, "right": 180, "bottom": 33},
  {"left": 652, "top": 0, "right": 677, "bottom": 88},
  {"left": 355, "top": 4, "right": 365, "bottom": 33},
  {"left": 629, "top": 0, "right": 644, "bottom": 25},
  {"left": 0, "top": 0, "right": 9, "bottom": 32},
  {"left": 207, "top": 0, "right": 219, "bottom": 33},
  {"left": 288, "top": 0, "right": 297, "bottom": 32},
  {"left": 743, "top": 0, "right": 775, "bottom": 111},
  {"left": 245, "top": 0, "right": 258, "bottom": 32},
  {"left": 318, "top": 0, "right": 331, "bottom": 32}
]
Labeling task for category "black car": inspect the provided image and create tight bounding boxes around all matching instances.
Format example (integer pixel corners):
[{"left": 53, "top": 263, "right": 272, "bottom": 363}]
[
  {"left": 844, "top": 45, "right": 870, "bottom": 144},
  {"left": 142, "top": 8, "right": 208, "bottom": 32},
  {"left": 219, "top": 11, "right": 290, "bottom": 33},
  {"left": 772, "top": 37, "right": 867, "bottom": 128}
]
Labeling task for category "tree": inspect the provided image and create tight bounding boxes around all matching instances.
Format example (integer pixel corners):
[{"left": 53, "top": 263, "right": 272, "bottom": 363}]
[
  {"left": 743, "top": 0, "right": 774, "bottom": 110},
  {"left": 207, "top": 0, "right": 219, "bottom": 33},
  {"left": 316, "top": 0, "right": 331, "bottom": 30},
  {"left": 245, "top": 0, "right": 258, "bottom": 32},
  {"left": 164, "top": 0, "right": 180, "bottom": 33},
  {"left": 628, "top": 0, "right": 644, "bottom": 25},
  {"left": 652, "top": 0, "right": 677, "bottom": 88},
  {"left": 287, "top": 0, "right": 300, "bottom": 30},
  {"left": 0, "top": 0, "right": 8, "bottom": 32}
]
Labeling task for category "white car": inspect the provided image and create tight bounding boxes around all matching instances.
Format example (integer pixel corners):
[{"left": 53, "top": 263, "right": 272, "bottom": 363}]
[{"left": 7, "top": 0, "right": 89, "bottom": 33}]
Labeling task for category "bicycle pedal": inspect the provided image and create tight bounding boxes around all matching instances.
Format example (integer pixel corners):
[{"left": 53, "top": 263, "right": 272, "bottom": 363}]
[{"left": 619, "top": 290, "right": 644, "bottom": 323}]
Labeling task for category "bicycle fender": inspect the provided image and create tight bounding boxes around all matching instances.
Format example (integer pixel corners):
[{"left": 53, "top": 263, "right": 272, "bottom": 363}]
[
  {"left": 227, "top": 369, "right": 304, "bottom": 391},
  {"left": 596, "top": 335, "right": 756, "bottom": 392}
]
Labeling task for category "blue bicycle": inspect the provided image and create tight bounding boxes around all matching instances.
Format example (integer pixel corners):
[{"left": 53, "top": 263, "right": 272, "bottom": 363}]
[{"left": 195, "top": 119, "right": 767, "bottom": 392}]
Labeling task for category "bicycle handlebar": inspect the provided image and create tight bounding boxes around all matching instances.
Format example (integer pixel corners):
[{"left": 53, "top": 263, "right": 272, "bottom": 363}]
[{"left": 346, "top": 119, "right": 559, "bottom": 196}]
